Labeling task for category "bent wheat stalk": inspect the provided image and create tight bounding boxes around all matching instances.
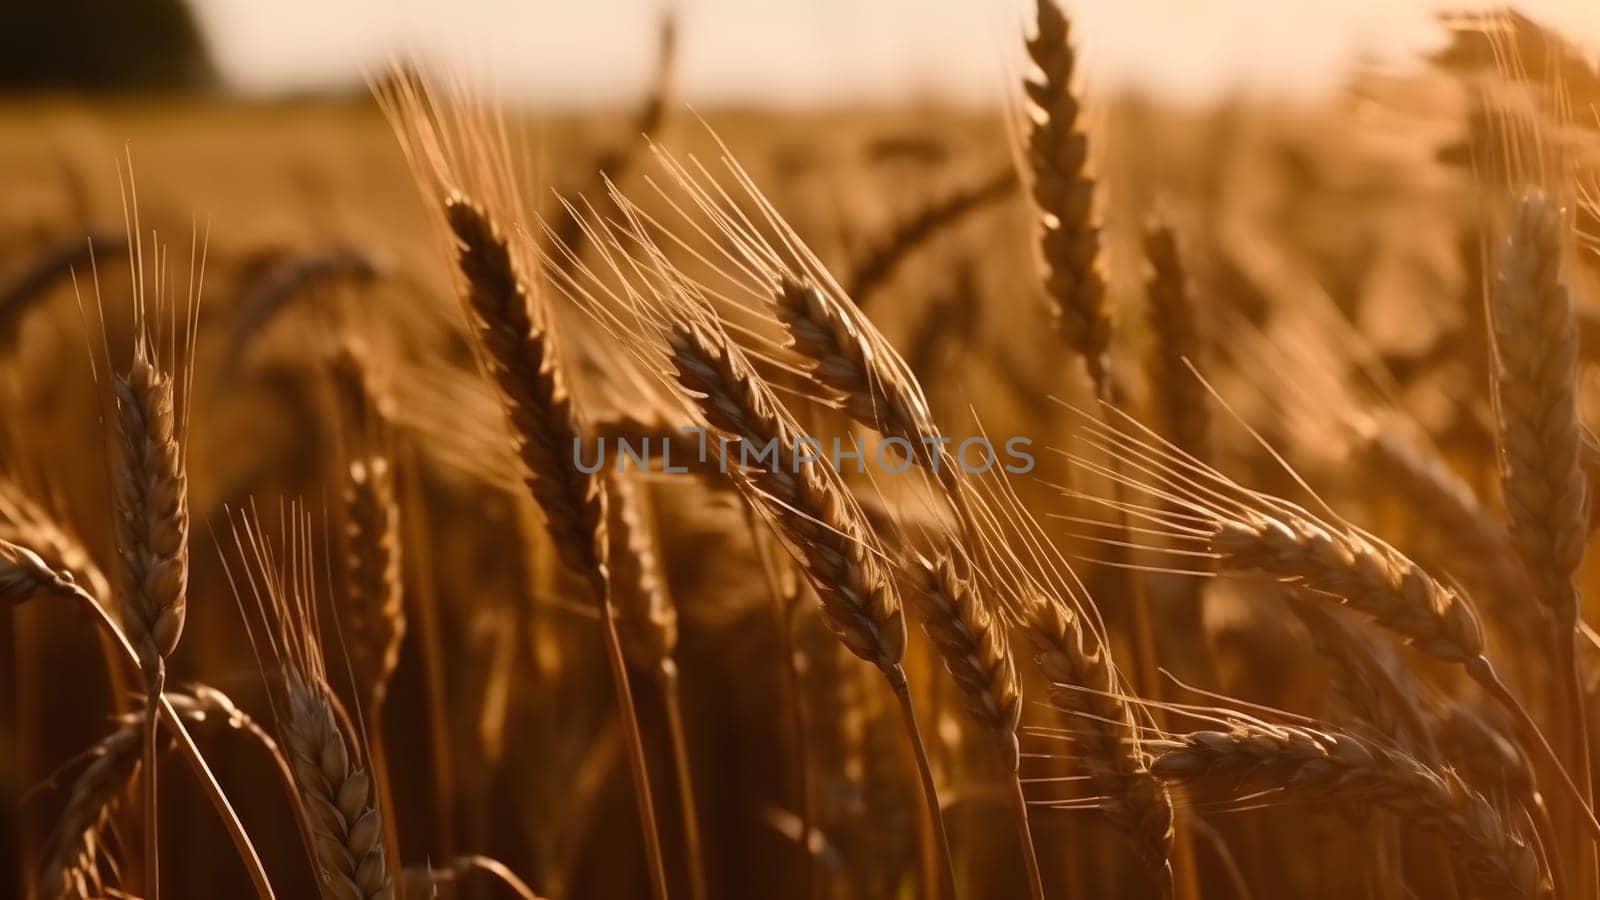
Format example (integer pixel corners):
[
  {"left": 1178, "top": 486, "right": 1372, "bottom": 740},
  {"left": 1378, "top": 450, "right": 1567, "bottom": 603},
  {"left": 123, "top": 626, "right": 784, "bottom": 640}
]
[{"left": 12, "top": 537, "right": 273, "bottom": 897}]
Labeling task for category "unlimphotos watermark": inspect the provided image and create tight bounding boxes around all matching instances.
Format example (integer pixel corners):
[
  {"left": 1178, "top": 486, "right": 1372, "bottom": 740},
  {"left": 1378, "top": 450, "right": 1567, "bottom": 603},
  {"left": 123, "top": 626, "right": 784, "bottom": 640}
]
[{"left": 574, "top": 427, "right": 1034, "bottom": 475}]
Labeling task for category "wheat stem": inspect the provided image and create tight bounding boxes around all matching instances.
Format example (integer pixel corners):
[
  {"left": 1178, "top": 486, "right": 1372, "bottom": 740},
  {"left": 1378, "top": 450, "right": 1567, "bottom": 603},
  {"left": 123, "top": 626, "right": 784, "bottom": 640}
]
[
  {"left": 887, "top": 665, "right": 958, "bottom": 900},
  {"left": 48, "top": 569, "right": 273, "bottom": 897},
  {"left": 662, "top": 666, "right": 708, "bottom": 900},
  {"left": 1008, "top": 773, "right": 1047, "bottom": 900},
  {"left": 599, "top": 594, "right": 672, "bottom": 900},
  {"left": 747, "top": 511, "right": 816, "bottom": 899}
]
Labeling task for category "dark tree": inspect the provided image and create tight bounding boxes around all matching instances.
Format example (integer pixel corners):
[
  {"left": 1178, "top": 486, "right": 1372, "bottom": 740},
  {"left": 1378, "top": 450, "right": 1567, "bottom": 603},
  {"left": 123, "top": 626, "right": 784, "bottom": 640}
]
[{"left": 0, "top": 0, "right": 213, "bottom": 90}]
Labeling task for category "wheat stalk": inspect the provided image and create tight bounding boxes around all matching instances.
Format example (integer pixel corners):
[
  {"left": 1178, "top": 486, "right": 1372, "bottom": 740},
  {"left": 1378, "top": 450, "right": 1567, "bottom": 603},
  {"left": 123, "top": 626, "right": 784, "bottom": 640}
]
[
  {"left": 39, "top": 687, "right": 269, "bottom": 900},
  {"left": 605, "top": 470, "right": 708, "bottom": 900}
]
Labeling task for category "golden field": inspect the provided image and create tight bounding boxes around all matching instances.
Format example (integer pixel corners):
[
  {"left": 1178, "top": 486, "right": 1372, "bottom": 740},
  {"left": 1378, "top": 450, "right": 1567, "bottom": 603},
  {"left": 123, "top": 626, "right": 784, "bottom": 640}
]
[{"left": 6, "top": 6, "right": 1600, "bottom": 900}]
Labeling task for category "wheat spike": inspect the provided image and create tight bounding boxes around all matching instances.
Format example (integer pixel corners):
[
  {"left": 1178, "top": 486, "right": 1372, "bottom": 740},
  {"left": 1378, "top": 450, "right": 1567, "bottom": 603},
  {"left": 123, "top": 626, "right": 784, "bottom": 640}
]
[
  {"left": 444, "top": 196, "right": 609, "bottom": 601},
  {"left": 667, "top": 321, "right": 905, "bottom": 673},
  {"left": 1019, "top": 592, "right": 1174, "bottom": 877},
  {"left": 1492, "top": 192, "right": 1587, "bottom": 622},
  {"left": 847, "top": 166, "right": 1018, "bottom": 307},
  {"left": 343, "top": 455, "right": 405, "bottom": 709},
  {"left": 1152, "top": 722, "right": 1547, "bottom": 899},
  {"left": 1026, "top": 0, "right": 1111, "bottom": 394},
  {"left": 1143, "top": 222, "right": 1208, "bottom": 461},
  {"left": 906, "top": 551, "right": 1021, "bottom": 768},
  {"left": 112, "top": 346, "right": 189, "bottom": 674}
]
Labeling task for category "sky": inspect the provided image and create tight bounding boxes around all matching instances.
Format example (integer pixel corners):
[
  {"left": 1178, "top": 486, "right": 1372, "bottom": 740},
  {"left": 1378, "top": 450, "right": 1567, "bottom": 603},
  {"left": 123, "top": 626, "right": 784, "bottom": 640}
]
[{"left": 188, "top": 0, "right": 1600, "bottom": 107}]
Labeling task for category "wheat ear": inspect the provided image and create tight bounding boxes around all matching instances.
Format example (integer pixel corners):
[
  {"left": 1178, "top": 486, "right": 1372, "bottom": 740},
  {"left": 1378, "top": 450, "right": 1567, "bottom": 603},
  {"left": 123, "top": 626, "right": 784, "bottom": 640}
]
[
  {"left": 444, "top": 197, "right": 608, "bottom": 599},
  {"left": 906, "top": 552, "right": 1042, "bottom": 900},
  {"left": 1069, "top": 406, "right": 1600, "bottom": 842},
  {"left": 1, "top": 538, "right": 81, "bottom": 605},
  {"left": 1142, "top": 222, "right": 1208, "bottom": 461},
  {"left": 443, "top": 196, "right": 670, "bottom": 900},
  {"left": 1019, "top": 592, "right": 1175, "bottom": 892},
  {"left": 226, "top": 508, "right": 391, "bottom": 900},
  {"left": 1152, "top": 723, "right": 1548, "bottom": 899},
  {"left": 283, "top": 669, "right": 393, "bottom": 900},
  {"left": 343, "top": 456, "right": 405, "bottom": 711},
  {"left": 0, "top": 479, "right": 111, "bottom": 605},
  {"left": 1490, "top": 192, "right": 1593, "bottom": 852},
  {"left": 667, "top": 321, "right": 905, "bottom": 671},
  {"left": 0, "top": 230, "right": 126, "bottom": 349},
  {"left": 540, "top": 9, "right": 676, "bottom": 275},
  {"left": 1026, "top": 0, "right": 1112, "bottom": 395},
  {"left": 1141, "top": 221, "right": 1217, "bottom": 685},
  {"left": 665, "top": 321, "right": 958, "bottom": 897},
  {"left": 113, "top": 346, "right": 189, "bottom": 677}
]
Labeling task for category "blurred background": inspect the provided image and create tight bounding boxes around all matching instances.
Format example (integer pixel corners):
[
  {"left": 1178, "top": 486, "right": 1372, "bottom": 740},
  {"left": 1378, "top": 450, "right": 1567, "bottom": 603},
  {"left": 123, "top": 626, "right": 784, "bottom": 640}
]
[{"left": 6, "top": 0, "right": 1600, "bottom": 104}]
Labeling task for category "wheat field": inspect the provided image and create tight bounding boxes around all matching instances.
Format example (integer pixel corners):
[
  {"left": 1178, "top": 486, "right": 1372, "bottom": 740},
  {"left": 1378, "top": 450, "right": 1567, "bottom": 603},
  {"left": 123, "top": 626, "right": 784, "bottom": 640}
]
[{"left": 7, "top": 4, "right": 1600, "bottom": 899}]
